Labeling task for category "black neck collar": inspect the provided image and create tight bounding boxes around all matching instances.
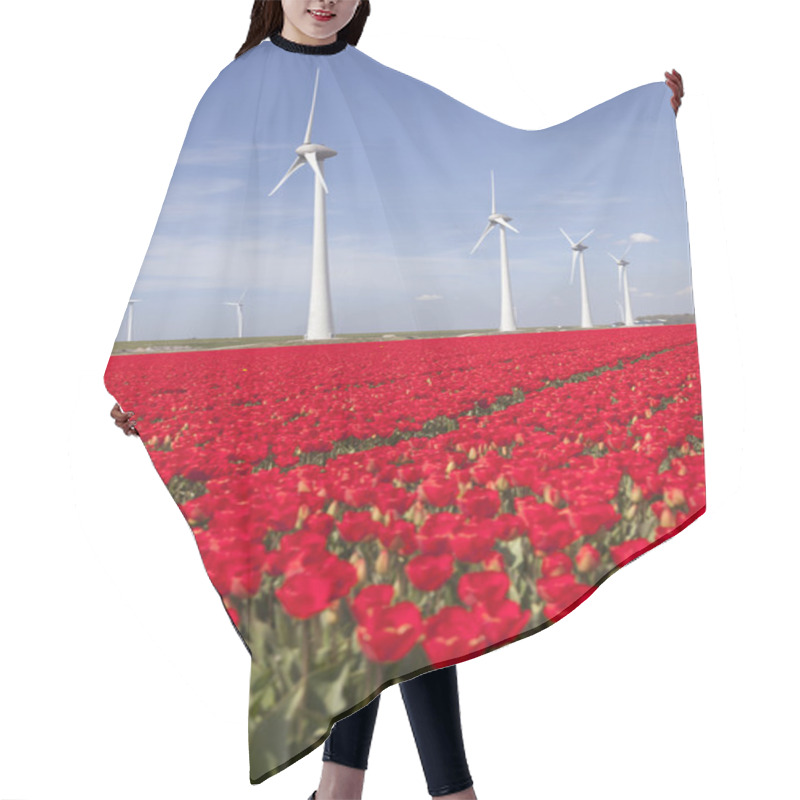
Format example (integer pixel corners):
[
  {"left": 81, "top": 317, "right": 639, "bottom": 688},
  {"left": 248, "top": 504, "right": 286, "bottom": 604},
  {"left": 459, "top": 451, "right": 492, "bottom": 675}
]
[{"left": 270, "top": 31, "right": 348, "bottom": 55}]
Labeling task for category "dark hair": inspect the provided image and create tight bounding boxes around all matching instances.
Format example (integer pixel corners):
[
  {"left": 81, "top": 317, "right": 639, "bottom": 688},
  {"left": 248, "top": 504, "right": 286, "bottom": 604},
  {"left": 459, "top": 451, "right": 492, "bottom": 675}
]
[{"left": 236, "top": 1, "right": 371, "bottom": 59}]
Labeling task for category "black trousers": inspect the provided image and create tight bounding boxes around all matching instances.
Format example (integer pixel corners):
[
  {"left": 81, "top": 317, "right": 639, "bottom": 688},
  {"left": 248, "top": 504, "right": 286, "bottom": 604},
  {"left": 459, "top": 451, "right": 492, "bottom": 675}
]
[{"left": 322, "top": 664, "right": 474, "bottom": 797}]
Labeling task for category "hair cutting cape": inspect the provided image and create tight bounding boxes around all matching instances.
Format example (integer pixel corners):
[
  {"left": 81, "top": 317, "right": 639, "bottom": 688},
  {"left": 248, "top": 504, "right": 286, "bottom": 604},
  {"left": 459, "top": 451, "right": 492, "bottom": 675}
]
[{"left": 104, "top": 33, "right": 706, "bottom": 785}]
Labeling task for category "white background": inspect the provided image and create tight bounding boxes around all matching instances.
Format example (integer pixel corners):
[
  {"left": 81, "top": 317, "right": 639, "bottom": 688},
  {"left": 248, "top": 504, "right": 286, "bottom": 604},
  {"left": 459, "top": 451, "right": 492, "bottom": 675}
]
[{"left": 1, "top": 1, "right": 796, "bottom": 798}]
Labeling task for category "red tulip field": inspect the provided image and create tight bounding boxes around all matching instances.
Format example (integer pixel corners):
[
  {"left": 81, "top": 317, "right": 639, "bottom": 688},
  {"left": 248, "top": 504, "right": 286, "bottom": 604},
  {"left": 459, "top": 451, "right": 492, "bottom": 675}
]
[{"left": 105, "top": 324, "right": 705, "bottom": 766}]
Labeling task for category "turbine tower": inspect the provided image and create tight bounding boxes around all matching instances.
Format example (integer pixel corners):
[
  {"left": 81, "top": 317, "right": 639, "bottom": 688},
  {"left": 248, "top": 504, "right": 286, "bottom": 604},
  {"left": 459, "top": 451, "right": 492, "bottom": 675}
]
[
  {"left": 269, "top": 67, "right": 337, "bottom": 341},
  {"left": 223, "top": 289, "right": 247, "bottom": 338},
  {"left": 607, "top": 244, "right": 634, "bottom": 327},
  {"left": 559, "top": 228, "right": 594, "bottom": 328},
  {"left": 470, "top": 170, "right": 519, "bottom": 332},
  {"left": 125, "top": 299, "right": 140, "bottom": 342}
]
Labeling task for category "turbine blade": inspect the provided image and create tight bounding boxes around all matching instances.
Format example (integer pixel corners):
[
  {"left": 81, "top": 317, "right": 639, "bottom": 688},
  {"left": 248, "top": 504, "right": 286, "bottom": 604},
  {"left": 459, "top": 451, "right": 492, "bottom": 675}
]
[
  {"left": 305, "top": 151, "right": 330, "bottom": 194},
  {"left": 607, "top": 251, "right": 619, "bottom": 263},
  {"left": 491, "top": 170, "right": 496, "bottom": 215},
  {"left": 470, "top": 222, "right": 495, "bottom": 255},
  {"left": 570, "top": 250, "right": 577, "bottom": 284},
  {"left": 304, "top": 68, "right": 321, "bottom": 144},
  {"left": 268, "top": 156, "right": 305, "bottom": 196},
  {"left": 618, "top": 264, "right": 622, "bottom": 292},
  {"left": 559, "top": 227, "right": 576, "bottom": 247},
  {"left": 576, "top": 228, "right": 594, "bottom": 245}
]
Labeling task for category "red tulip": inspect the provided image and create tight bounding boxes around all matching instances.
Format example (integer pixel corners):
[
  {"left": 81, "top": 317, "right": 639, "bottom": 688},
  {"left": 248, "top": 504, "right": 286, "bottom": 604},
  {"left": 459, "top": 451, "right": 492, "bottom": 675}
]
[
  {"left": 474, "top": 599, "right": 531, "bottom": 645},
  {"left": 406, "top": 554, "right": 454, "bottom": 591},
  {"left": 275, "top": 572, "right": 334, "bottom": 619},
  {"left": 337, "top": 510, "right": 380, "bottom": 543},
  {"left": 458, "top": 570, "right": 510, "bottom": 612},
  {"left": 541, "top": 552, "right": 573, "bottom": 578},
  {"left": 357, "top": 602, "right": 423, "bottom": 663},
  {"left": 457, "top": 488, "right": 501, "bottom": 519},
  {"left": 421, "top": 606, "right": 486, "bottom": 666},
  {"left": 419, "top": 476, "right": 459, "bottom": 508},
  {"left": 350, "top": 583, "right": 395, "bottom": 625}
]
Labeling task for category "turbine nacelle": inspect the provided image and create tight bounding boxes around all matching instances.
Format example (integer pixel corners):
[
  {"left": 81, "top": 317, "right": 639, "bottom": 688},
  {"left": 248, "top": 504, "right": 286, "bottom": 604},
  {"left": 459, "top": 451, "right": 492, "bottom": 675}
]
[
  {"left": 296, "top": 143, "right": 338, "bottom": 160},
  {"left": 560, "top": 227, "right": 594, "bottom": 252},
  {"left": 488, "top": 212, "right": 519, "bottom": 233}
]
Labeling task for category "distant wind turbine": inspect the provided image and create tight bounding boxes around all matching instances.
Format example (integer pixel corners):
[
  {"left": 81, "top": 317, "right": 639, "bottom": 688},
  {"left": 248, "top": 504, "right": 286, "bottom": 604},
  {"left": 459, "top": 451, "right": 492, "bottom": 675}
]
[
  {"left": 223, "top": 289, "right": 248, "bottom": 338},
  {"left": 269, "top": 67, "right": 337, "bottom": 341},
  {"left": 607, "top": 244, "right": 634, "bottom": 327},
  {"left": 125, "top": 299, "right": 141, "bottom": 342},
  {"left": 470, "top": 170, "right": 519, "bottom": 332},
  {"left": 559, "top": 228, "right": 594, "bottom": 328}
]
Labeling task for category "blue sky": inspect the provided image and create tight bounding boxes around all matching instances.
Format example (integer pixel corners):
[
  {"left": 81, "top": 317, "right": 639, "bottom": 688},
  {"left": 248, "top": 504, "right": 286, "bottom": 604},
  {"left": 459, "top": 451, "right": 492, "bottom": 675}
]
[{"left": 116, "top": 39, "right": 693, "bottom": 342}]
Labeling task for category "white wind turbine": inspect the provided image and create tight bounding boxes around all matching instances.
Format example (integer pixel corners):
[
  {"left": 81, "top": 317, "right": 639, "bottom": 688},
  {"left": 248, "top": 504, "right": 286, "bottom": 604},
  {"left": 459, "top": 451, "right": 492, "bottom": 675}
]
[
  {"left": 470, "top": 170, "right": 519, "bottom": 332},
  {"left": 125, "top": 299, "right": 140, "bottom": 342},
  {"left": 223, "top": 289, "right": 247, "bottom": 338},
  {"left": 559, "top": 228, "right": 595, "bottom": 328},
  {"left": 607, "top": 244, "right": 634, "bottom": 327},
  {"left": 269, "top": 67, "right": 337, "bottom": 341}
]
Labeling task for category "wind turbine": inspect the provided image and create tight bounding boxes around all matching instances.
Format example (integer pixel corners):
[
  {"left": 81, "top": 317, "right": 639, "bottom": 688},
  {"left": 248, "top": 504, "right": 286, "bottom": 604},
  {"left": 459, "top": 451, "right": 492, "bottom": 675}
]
[
  {"left": 125, "top": 299, "right": 140, "bottom": 342},
  {"left": 470, "top": 170, "right": 519, "bottom": 332},
  {"left": 607, "top": 244, "right": 634, "bottom": 327},
  {"left": 223, "top": 289, "right": 247, "bottom": 338},
  {"left": 559, "top": 228, "right": 594, "bottom": 328},
  {"left": 269, "top": 67, "right": 337, "bottom": 341}
]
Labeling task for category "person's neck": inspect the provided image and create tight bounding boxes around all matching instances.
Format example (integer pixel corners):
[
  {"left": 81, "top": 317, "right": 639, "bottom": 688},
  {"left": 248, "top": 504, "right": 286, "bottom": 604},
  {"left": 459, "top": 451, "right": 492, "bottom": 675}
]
[{"left": 270, "top": 29, "right": 347, "bottom": 55}]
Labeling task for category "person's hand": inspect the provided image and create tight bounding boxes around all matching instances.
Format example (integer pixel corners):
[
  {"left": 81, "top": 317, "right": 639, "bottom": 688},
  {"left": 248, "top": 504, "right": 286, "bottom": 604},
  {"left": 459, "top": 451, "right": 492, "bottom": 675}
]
[
  {"left": 111, "top": 402, "right": 140, "bottom": 436},
  {"left": 665, "top": 69, "right": 684, "bottom": 116}
]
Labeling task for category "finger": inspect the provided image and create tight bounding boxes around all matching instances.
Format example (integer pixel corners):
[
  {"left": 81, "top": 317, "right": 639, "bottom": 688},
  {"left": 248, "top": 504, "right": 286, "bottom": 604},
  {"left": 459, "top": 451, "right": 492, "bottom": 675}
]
[
  {"left": 111, "top": 405, "right": 132, "bottom": 422},
  {"left": 666, "top": 69, "right": 683, "bottom": 90}
]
